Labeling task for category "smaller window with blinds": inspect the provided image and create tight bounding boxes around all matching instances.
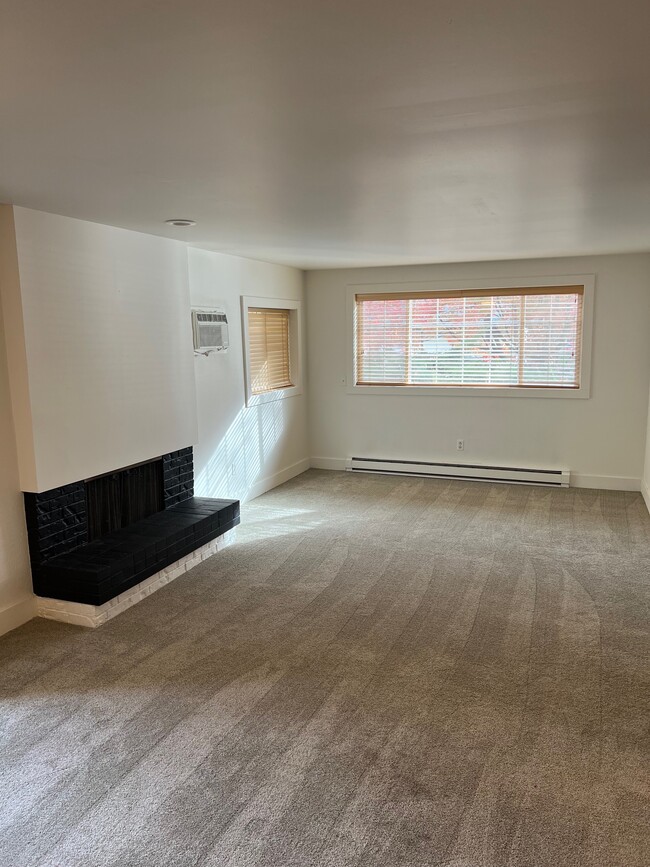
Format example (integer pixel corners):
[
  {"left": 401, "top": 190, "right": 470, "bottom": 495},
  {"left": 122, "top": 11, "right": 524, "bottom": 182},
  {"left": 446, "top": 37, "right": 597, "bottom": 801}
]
[
  {"left": 242, "top": 296, "right": 303, "bottom": 406},
  {"left": 354, "top": 285, "right": 587, "bottom": 392},
  {"left": 247, "top": 308, "right": 293, "bottom": 394}
]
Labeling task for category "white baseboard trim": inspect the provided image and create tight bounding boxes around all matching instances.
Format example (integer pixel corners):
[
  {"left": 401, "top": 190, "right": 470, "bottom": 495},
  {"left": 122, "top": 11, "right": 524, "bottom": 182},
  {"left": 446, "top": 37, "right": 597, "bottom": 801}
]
[
  {"left": 310, "top": 459, "right": 642, "bottom": 493},
  {"left": 641, "top": 479, "right": 650, "bottom": 515},
  {"left": 0, "top": 594, "right": 36, "bottom": 637},
  {"left": 570, "top": 474, "right": 640, "bottom": 491},
  {"left": 35, "top": 530, "right": 236, "bottom": 629},
  {"left": 244, "top": 457, "right": 311, "bottom": 503},
  {"left": 310, "top": 457, "right": 347, "bottom": 471}
]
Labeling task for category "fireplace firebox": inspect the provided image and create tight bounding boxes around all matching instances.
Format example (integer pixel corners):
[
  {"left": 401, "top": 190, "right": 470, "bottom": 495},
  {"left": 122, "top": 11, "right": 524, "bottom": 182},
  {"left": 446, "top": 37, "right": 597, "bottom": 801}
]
[{"left": 86, "top": 460, "right": 164, "bottom": 541}]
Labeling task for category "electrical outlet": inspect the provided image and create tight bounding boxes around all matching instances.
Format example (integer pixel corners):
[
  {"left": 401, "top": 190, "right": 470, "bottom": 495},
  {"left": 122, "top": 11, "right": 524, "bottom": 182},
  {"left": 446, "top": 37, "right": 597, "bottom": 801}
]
[{"left": 456, "top": 439, "right": 464, "bottom": 451}]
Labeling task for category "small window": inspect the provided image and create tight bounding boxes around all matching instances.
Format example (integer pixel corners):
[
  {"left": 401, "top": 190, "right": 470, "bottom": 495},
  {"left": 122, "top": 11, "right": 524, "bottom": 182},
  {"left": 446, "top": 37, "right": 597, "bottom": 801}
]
[
  {"left": 242, "top": 296, "right": 303, "bottom": 406},
  {"left": 355, "top": 285, "right": 584, "bottom": 390},
  {"left": 247, "top": 307, "right": 293, "bottom": 394}
]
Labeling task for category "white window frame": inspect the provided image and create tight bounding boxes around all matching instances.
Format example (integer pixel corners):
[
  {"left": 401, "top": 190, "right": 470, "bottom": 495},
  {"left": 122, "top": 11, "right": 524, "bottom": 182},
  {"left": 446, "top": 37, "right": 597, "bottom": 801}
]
[
  {"left": 346, "top": 275, "right": 594, "bottom": 399},
  {"left": 241, "top": 295, "right": 303, "bottom": 406}
]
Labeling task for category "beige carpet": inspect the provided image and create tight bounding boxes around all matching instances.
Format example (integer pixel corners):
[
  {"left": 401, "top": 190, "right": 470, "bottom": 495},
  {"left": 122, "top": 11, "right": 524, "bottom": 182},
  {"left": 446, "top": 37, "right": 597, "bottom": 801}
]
[{"left": 1, "top": 469, "right": 649, "bottom": 866}]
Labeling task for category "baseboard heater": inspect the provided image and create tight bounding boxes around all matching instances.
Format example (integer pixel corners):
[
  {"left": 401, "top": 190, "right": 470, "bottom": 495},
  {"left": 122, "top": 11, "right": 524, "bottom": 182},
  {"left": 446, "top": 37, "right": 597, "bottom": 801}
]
[{"left": 345, "top": 457, "right": 570, "bottom": 487}]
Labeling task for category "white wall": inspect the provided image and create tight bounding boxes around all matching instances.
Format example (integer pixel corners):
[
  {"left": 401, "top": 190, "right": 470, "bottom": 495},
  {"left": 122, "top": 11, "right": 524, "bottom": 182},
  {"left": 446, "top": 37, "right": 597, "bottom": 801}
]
[
  {"left": 0, "top": 206, "right": 198, "bottom": 492},
  {"left": 307, "top": 254, "right": 650, "bottom": 489},
  {"left": 0, "top": 293, "right": 34, "bottom": 635},
  {"left": 188, "top": 248, "right": 309, "bottom": 502}
]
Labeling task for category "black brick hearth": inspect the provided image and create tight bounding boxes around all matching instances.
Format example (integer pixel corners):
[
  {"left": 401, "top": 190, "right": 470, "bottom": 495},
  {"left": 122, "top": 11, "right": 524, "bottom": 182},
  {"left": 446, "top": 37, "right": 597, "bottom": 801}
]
[
  {"left": 32, "top": 498, "right": 239, "bottom": 605},
  {"left": 24, "top": 448, "right": 240, "bottom": 606}
]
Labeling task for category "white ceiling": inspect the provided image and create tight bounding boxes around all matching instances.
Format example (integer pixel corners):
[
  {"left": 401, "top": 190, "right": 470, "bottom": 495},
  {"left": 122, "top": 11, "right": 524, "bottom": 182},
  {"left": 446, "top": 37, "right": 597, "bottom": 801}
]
[{"left": 1, "top": 0, "right": 650, "bottom": 269}]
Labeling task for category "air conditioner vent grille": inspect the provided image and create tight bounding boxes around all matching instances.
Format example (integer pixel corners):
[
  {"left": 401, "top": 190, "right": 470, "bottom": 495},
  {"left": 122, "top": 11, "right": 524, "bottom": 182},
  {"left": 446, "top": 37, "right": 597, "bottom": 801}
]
[
  {"left": 196, "top": 313, "right": 227, "bottom": 323},
  {"left": 192, "top": 309, "right": 229, "bottom": 351}
]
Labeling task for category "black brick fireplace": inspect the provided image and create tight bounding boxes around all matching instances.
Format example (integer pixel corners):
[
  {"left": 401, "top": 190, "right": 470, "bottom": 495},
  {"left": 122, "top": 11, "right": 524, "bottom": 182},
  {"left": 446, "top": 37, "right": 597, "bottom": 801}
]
[{"left": 24, "top": 447, "right": 239, "bottom": 606}]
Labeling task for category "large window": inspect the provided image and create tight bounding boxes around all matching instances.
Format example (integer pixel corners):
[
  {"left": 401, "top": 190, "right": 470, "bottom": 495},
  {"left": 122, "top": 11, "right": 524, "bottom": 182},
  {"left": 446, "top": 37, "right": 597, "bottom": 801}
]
[
  {"left": 355, "top": 286, "right": 584, "bottom": 390},
  {"left": 247, "top": 307, "right": 293, "bottom": 395}
]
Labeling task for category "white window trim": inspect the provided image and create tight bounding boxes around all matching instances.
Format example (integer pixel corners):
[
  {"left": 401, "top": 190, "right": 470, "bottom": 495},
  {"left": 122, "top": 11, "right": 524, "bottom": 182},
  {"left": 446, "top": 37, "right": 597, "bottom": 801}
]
[
  {"left": 241, "top": 295, "right": 303, "bottom": 407},
  {"left": 346, "top": 275, "right": 595, "bottom": 399}
]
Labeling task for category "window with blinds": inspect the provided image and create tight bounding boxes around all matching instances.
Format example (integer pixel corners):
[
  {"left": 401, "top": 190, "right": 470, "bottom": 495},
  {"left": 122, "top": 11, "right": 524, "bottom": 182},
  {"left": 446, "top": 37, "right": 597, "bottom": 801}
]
[
  {"left": 247, "top": 307, "right": 293, "bottom": 395},
  {"left": 355, "top": 286, "right": 584, "bottom": 389}
]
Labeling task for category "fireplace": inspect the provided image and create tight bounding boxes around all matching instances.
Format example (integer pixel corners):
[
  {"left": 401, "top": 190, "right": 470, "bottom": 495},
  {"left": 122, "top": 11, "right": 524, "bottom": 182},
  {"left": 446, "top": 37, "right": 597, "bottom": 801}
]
[{"left": 24, "top": 447, "right": 240, "bottom": 610}]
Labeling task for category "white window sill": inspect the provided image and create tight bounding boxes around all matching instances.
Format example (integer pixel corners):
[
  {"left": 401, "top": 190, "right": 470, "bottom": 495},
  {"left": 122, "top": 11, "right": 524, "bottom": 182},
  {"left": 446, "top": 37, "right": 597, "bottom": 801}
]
[
  {"left": 346, "top": 384, "right": 590, "bottom": 399},
  {"left": 246, "top": 384, "right": 303, "bottom": 407}
]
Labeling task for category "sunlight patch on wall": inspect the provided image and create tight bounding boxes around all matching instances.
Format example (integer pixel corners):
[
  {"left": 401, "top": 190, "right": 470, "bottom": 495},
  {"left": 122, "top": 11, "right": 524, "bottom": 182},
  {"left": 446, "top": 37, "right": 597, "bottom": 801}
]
[{"left": 194, "top": 400, "right": 289, "bottom": 502}]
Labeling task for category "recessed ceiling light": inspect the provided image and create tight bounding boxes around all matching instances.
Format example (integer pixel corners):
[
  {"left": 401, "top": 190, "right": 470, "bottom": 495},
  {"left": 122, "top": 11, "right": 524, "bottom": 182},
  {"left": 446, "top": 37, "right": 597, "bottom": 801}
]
[{"left": 165, "top": 219, "right": 196, "bottom": 227}]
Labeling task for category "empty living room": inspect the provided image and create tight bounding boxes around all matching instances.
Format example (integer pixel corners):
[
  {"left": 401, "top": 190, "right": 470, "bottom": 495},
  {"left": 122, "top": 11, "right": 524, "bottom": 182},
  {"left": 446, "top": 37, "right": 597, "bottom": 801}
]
[{"left": 1, "top": 2, "right": 649, "bottom": 865}]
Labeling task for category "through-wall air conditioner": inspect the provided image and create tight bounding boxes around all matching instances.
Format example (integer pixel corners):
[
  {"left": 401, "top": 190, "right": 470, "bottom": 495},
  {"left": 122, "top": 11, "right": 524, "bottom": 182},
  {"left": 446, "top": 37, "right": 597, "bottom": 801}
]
[{"left": 192, "top": 309, "right": 229, "bottom": 352}]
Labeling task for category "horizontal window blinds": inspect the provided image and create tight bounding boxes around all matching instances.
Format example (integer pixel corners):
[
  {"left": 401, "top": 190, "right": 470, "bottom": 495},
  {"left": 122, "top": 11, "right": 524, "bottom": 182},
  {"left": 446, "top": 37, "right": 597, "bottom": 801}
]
[
  {"left": 355, "top": 286, "right": 584, "bottom": 388},
  {"left": 248, "top": 308, "right": 293, "bottom": 394}
]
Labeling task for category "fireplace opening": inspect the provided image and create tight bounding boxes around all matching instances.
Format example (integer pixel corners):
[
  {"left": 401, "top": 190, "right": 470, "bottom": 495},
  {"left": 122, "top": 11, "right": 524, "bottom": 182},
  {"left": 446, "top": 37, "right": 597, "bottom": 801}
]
[{"left": 85, "top": 459, "right": 164, "bottom": 541}]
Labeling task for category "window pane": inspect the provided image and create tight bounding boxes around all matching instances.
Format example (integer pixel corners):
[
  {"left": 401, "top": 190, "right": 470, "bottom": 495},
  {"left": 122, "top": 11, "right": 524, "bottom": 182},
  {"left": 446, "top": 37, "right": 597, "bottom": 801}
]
[
  {"left": 248, "top": 308, "right": 293, "bottom": 394},
  {"left": 356, "top": 288, "right": 583, "bottom": 389}
]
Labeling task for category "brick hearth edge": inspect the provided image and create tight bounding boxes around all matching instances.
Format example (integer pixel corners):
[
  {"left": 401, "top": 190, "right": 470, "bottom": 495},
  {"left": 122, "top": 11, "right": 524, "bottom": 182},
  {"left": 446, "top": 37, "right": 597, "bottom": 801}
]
[{"left": 35, "top": 529, "right": 236, "bottom": 628}]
